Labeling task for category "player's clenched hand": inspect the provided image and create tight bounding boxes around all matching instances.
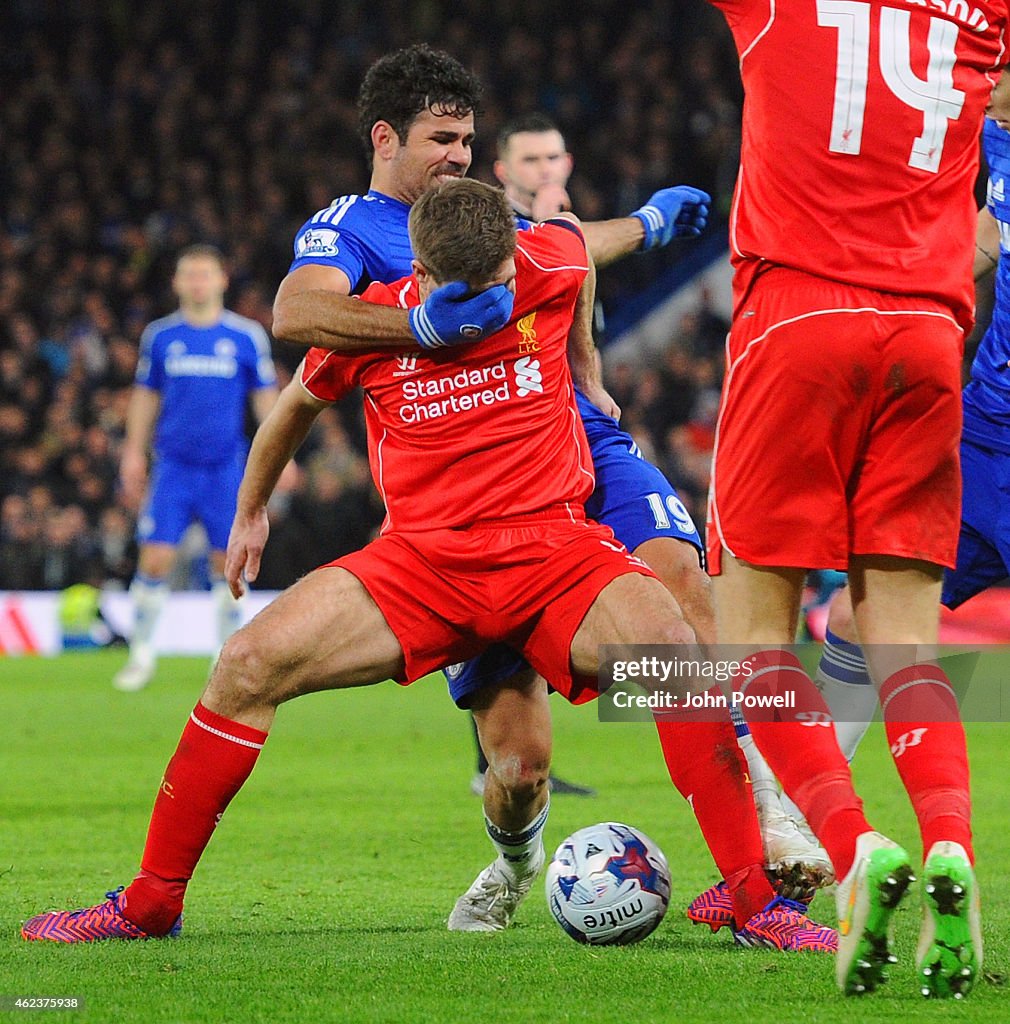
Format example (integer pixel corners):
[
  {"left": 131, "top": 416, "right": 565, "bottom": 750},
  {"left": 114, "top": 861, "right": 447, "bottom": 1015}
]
[
  {"left": 409, "top": 280, "right": 515, "bottom": 349},
  {"left": 580, "top": 381, "right": 621, "bottom": 422},
  {"left": 225, "top": 507, "right": 270, "bottom": 599},
  {"left": 633, "top": 186, "right": 711, "bottom": 250}
]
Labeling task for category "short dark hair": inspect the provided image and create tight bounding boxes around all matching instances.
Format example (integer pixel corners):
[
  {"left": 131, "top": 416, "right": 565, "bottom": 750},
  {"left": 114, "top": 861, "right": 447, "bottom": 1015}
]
[
  {"left": 175, "top": 244, "right": 226, "bottom": 270},
  {"left": 357, "top": 45, "right": 482, "bottom": 157},
  {"left": 497, "top": 114, "right": 563, "bottom": 157},
  {"left": 409, "top": 180, "right": 516, "bottom": 287}
]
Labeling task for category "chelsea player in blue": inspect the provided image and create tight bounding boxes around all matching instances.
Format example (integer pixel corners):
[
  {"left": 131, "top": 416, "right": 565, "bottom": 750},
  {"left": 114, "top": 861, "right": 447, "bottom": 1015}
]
[
  {"left": 948, "top": 73, "right": 1010, "bottom": 608},
  {"left": 263, "top": 45, "right": 831, "bottom": 934},
  {"left": 114, "top": 245, "right": 278, "bottom": 691}
]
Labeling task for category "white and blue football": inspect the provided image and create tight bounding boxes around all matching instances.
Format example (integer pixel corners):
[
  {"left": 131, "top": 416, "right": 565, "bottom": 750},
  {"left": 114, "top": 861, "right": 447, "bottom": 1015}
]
[{"left": 545, "top": 822, "right": 671, "bottom": 945}]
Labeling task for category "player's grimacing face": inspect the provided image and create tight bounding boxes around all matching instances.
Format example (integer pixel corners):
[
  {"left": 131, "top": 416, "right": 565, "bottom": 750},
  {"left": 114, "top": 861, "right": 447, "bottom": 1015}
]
[
  {"left": 392, "top": 108, "right": 475, "bottom": 203},
  {"left": 987, "top": 68, "right": 1010, "bottom": 132},
  {"left": 498, "top": 131, "right": 572, "bottom": 198},
  {"left": 172, "top": 257, "right": 227, "bottom": 308}
]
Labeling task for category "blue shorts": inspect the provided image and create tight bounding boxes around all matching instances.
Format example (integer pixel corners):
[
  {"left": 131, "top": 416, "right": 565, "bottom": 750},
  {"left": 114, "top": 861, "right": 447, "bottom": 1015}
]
[
  {"left": 445, "top": 416, "right": 703, "bottom": 708},
  {"left": 941, "top": 438, "right": 1010, "bottom": 610},
  {"left": 138, "top": 454, "right": 244, "bottom": 551},
  {"left": 583, "top": 430, "right": 704, "bottom": 560}
]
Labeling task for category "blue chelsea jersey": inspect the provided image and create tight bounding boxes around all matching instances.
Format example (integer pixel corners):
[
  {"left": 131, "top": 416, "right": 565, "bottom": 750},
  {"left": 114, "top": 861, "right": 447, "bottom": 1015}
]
[
  {"left": 965, "top": 119, "right": 1010, "bottom": 453},
  {"left": 290, "top": 191, "right": 414, "bottom": 290},
  {"left": 136, "top": 311, "right": 276, "bottom": 465}
]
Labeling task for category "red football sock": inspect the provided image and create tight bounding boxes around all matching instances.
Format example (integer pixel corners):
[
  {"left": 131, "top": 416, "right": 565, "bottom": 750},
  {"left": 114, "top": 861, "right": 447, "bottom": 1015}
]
[
  {"left": 737, "top": 650, "right": 871, "bottom": 880},
  {"left": 123, "top": 702, "right": 268, "bottom": 935},
  {"left": 880, "top": 664, "right": 973, "bottom": 862},
  {"left": 654, "top": 696, "right": 774, "bottom": 927}
]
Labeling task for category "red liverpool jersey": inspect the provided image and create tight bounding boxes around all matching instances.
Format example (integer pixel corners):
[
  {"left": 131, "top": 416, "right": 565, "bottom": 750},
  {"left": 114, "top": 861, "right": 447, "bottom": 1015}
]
[
  {"left": 300, "top": 221, "right": 595, "bottom": 532},
  {"left": 711, "top": 0, "right": 1009, "bottom": 329}
]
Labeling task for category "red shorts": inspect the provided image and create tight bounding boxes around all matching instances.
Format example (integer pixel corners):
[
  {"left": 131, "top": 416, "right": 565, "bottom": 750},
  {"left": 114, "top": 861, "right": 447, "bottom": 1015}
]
[
  {"left": 707, "top": 266, "right": 963, "bottom": 574},
  {"left": 325, "top": 508, "right": 656, "bottom": 703}
]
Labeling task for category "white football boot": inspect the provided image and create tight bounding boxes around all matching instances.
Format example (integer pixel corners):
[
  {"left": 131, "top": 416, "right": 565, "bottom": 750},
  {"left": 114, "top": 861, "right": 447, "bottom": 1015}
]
[
  {"left": 448, "top": 846, "right": 545, "bottom": 932},
  {"left": 112, "top": 651, "right": 155, "bottom": 692},
  {"left": 760, "top": 805, "right": 835, "bottom": 901}
]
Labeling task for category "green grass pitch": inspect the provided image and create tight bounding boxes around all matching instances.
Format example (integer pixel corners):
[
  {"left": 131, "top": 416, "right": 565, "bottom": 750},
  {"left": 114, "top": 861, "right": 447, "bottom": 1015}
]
[{"left": 2, "top": 652, "right": 1007, "bottom": 1023}]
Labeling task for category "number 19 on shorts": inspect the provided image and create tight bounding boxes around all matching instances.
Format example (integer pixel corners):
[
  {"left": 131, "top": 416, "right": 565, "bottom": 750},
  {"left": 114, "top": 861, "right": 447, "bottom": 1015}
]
[{"left": 646, "top": 492, "right": 696, "bottom": 535}]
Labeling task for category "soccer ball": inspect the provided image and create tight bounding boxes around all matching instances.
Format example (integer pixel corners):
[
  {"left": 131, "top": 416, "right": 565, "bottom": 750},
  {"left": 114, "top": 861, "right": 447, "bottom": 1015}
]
[{"left": 545, "top": 822, "right": 671, "bottom": 945}]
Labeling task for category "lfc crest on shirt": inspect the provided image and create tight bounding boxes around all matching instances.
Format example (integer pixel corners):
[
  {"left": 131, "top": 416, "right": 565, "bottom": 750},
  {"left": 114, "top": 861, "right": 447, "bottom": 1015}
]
[{"left": 517, "top": 311, "right": 539, "bottom": 354}]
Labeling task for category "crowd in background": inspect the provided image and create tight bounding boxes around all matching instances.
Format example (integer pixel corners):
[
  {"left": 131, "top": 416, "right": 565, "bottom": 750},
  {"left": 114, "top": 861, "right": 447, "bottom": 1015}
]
[{"left": 0, "top": 1, "right": 774, "bottom": 590}]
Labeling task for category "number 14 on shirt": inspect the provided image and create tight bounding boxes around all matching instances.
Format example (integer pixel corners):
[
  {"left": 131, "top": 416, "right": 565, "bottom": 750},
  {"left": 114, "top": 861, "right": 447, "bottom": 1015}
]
[{"left": 817, "top": 1, "right": 972, "bottom": 173}]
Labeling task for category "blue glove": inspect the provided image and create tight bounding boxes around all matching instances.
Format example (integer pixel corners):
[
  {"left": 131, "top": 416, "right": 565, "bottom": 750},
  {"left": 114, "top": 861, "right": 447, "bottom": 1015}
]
[
  {"left": 632, "top": 186, "right": 712, "bottom": 251},
  {"left": 409, "top": 280, "right": 515, "bottom": 350}
]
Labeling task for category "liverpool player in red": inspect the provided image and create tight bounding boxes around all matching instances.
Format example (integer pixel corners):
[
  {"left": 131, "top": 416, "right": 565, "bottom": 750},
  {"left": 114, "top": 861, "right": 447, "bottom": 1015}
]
[
  {"left": 271, "top": 45, "right": 832, "bottom": 945},
  {"left": 18, "top": 181, "right": 836, "bottom": 952},
  {"left": 705, "top": 0, "right": 1007, "bottom": 998}
]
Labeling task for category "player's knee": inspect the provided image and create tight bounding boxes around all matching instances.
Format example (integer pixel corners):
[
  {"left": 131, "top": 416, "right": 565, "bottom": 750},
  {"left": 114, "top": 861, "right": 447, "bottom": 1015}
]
[
  {"left": 483, "top": 729, "right": 549, "bottom": 798},
  {"left": 209, "top": 629, "right": 279, "bottom": 708},
  {"left": 664, "top": 542, "right": 702, "bottom": 581},
  {"left": 487, "top": 743, "right": 550, "bottom": 804},
  {"left": 137, "top": 545, "right": 174, "bottom": 579},
  {"left": 826, "top": 586, "right": 856, "bottom": 641}
]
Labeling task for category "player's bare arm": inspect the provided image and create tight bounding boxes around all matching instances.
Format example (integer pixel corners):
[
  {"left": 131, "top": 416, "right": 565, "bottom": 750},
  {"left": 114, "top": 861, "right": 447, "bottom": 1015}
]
[
  {"left": 531, "top": 188, "right": 710, "bottom": 269},
  {"left": 273, "top": 262, "right": 514, "bottom": 353},
  {"left": 225, "top": 375, "right": 329, "bottom": 597},
  {"left": 120, "top": 384, "right": 161, "bottom": 510},
  {"left": 563, "top": 234, "right": 620, "bottom": 419},
  {"left": 526, "top": 186, "right": 646, "bottom": 268},
  {"left": 272, "top": 264, "right": 417, "bottom": 350},
  {"left": 975, "top": 206, "right": 1001, "bottom": 280},
  {"left": 581, "top": 217, "right": 649, "bottom": 269},
  {"left": 529, "top": 182, "right": 572, "bottom": 222}
]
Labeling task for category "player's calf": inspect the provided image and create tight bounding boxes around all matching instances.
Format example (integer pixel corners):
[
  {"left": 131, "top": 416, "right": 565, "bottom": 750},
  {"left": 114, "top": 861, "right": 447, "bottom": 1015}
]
[{"left": 452, "top": 675, "right": 554, "bottom": 932}]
